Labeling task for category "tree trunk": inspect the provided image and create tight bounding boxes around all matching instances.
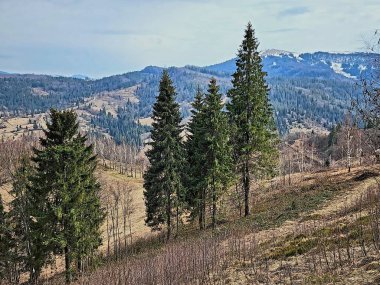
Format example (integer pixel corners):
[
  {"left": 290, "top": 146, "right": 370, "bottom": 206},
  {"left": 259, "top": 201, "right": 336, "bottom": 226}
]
[
  {"left": 166, "top": 189, "right": 171, "bottom": 241},
  {"left": 28, "top": 268, "right": 40, "bottom": 285},
  {"left": 77, "top": 257, "right": 82, "bottom": 274},
  {"left": 65, "top": 246, "right": 72, "bottom": 284},
  {"left": 212, "top": 180, "right": 216, "bottom": 229},
  {"left": 235, "top": 182, "right": 242, "bottom": 217},
  {"left": 199, "top": 205, "right": 204, "bottom": 230},
  {"left": 176, "top": 205, "right": 179, "bottom": 237},
  {"left": 202, "top": 188, "right": 206, "bottom": 229},
  {"left": 199, "top": 185, "right": 205, "bottom": 230},
  {"left": 243, "top": 160, "right": 250, "bottom": 216}
]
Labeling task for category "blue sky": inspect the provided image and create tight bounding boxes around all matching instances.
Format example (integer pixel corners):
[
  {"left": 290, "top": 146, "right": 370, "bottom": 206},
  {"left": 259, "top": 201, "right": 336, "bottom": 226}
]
[{"left": 0, "top": 0, "right": 379, "bottom": 78}]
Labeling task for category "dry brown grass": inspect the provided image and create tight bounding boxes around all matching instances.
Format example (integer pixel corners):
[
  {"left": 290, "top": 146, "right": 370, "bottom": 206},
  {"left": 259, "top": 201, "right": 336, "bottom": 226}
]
[
  {"left": 3, "top": 162, "right": 380, "bottom": 284},
  {"left": 33, "top": 165, "right": 380, "bottom": 285}
]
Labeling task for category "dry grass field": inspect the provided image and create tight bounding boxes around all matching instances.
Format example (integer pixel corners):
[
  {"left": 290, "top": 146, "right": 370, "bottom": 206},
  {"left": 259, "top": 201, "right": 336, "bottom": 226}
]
[
  {"left": 30, "top": 164, "right": 379, "bottom": 285},
  {"left": 2, "top": 150, "right": 380, "bottom": 284}
]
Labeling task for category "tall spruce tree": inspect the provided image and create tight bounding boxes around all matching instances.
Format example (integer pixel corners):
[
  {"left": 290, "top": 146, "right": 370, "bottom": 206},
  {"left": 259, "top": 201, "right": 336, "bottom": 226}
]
[
  {"left": 227, "top": 22, "right": 278, "bottom": 217},
  {"left": 203, "top": 78, "right": 233, "bottom": 228},
  {"left": 185, "top": 86, "right": 207, "bottom": 229},
  {"left": 30, "top": 109, "right": 104, "bottom": 284},
  {"left": 144, "top": 70, "right": 184, "bottom": 240}
]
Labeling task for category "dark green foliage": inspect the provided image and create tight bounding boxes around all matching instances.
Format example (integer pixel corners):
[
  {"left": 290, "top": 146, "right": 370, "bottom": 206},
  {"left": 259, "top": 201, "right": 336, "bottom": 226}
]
[
  {"left": 227, "top": 23, "right": 279, "bottom": 216},
  {"left": 90, "top": 101, "right": 150, "bottom": 147},
  {"left": 202, "top": 79, "right": 233, "bottom": 228},
  {"left": 0, "top": 195, "right": 11, "bottom": 281},
  {"left": 143, "top": 71, "right": 184, "bottom": 239},
  {"left": 8, "top": 157, "right": 40, "bottom": 283},
  {"left": 41, "top": 109, "right": 79, "bottom": 146},
  {"left": 184, "top": 87, "right": 207, "bottom": 228},
  {"left": 185, "top": 80, "right": 233, "bottom": 229},
  {"left": 30, "top": 109, "right": 105, "bottom": 283},
  {"left": 328, "top": 124, "right": 341, "bottom": 147}
]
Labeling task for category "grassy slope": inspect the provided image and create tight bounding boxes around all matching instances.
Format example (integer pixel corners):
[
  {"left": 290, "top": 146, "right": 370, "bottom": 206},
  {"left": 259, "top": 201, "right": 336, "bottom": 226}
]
[
  {"left": 3, "top": 164, "right": 380, "bottom": 284},
  {"left": 54, "top": 165, "right": 379, "bottom": 285},
  {"left": 220, "top": 166, "right": 380, "bottom": 284}
]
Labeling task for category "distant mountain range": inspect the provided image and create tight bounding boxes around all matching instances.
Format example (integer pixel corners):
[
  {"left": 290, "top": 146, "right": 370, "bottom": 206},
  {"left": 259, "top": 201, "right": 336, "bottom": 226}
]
[
  {"left": 71, "top": 74, "right": 91, "bottom": 80},
  {"left": 0, "top": 50, "right": 378, "bottom": 135},
  {"left": 205, "top": 49, "right": 376, "bottom": 80}
]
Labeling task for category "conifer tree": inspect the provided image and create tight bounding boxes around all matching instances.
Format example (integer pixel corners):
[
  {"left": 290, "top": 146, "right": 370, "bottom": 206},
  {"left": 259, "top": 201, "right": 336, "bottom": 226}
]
[
  {"left": 0, "top": 194, "right": 11, "bottom": 281},
  {"left": 8, "top": 157, "right": 40, "bottom": 284},
  {"left": 144, "top": 70, "right": 184, "bottom": 240},
  {"left": 227, "top": 23, "right": 278, "bottom": 216},
  {"left": 203, "top": 78, "right": 233, "bottom": 228},
  {"left": 30, "top": 109, "right": 104, "bottom": 284},
  {"left": 185, "top": 86, "right": 207, "bottom": 229}
]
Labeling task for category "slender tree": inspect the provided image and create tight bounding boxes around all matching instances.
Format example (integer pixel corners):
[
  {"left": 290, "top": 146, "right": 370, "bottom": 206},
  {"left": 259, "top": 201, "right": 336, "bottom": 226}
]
[
  {"left": 144, "top": 70, "right": 184, "bottom": 240},
  {"left": 30, "top": 109, "right": 104, "bottom": 284},
  {"left": 203, "top": 78, "right": 233, "bottom": 228},
  {"left": 185, "top": 86, "right": 207, "bottom": 229},
  {"left": 227, "top": 22, "right": 278, "bottom": 216}
]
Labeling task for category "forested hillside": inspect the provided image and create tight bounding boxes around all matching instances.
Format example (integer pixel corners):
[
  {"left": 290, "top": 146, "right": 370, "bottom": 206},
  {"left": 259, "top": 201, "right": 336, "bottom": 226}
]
[{"left": 1, "top": 51, "right": 377, "bottom": 135}]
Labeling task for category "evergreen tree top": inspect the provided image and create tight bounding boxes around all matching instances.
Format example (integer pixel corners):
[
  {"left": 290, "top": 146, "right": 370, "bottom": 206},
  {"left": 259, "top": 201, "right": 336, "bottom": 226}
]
[
  {"left": 242, "top": 22, "right": 258, "bottom": 52},
  {"left": 41, "top": 109, "right": 80, "bottom": 147},
  {"left": 159, "top": 70, "right": 175, "bottom": 98},
  {"left": 192, "top": 86, "right": 204, "bottom": 114},
  {"left": 206, "top": 78, "right": 221, "bottom": 97},
  {"left": 151, "top": 70, "right": 181, "bottom": 129},
  {"left": 232, "top": 22, "right": 265, "bottom": 83},
  {"left": 186, "top": 85, "right": 205, "bottom": 138}
]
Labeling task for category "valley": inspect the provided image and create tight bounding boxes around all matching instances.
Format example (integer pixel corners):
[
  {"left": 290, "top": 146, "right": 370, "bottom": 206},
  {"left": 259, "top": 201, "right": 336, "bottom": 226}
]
[{"left": 0, "top": 50, "right": 376, "bottom": 141}]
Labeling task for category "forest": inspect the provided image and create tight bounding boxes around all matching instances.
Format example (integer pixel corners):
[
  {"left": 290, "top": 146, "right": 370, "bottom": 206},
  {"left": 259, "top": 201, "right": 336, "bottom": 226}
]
[{"left": 0, "top": 46, "right": 369, "bottom": 137}]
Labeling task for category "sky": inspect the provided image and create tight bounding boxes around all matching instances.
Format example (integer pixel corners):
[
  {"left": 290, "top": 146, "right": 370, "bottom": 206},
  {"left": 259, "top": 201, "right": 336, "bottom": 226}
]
[{"left": 0, "top": 0, "right": 379, "bottom": 78}]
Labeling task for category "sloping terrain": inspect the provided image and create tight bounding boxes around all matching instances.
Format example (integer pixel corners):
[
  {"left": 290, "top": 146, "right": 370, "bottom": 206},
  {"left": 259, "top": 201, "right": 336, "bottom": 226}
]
[
  {"left": 30, "top": 165, "right": 378, "bottom": 285},
  {"left": 1, "top": 51, "right": 377, "bottom": 135},
  {"left": 0, "top": 165, "right": 150, "bottom": 282},
  {"left": 3, "top": 148, "right": 379, "bottom": 284},
  {"left": 222, "top": 167, "right": 380, "bottom": 284}
]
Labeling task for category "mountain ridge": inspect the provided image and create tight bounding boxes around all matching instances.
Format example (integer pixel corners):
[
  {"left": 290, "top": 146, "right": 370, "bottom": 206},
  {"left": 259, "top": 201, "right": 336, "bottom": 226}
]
[
  {"left": 1, "top": 50, "right": 378, "bottom": 80},
  {"left": 0, "top": 50, "right": 378, "bottom": 135},
  {"left": 203, "top": 50, "right": 377, "bottom": 80}
]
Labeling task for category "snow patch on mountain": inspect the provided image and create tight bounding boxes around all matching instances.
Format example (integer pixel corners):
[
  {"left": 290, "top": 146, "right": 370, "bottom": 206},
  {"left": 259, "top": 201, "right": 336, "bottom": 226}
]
[
  {"left": 261, "top": 49, "right": 293, "bottom": 57},
  {"left": 359, "top": 64, "right": 367, "bottom": 72},
  {"left": 330, "top": 62, "right": 356, "bottom": 79},
  {"left": 261, "top": 49, "right": 303, "bottom": 62},
  {"left": 293, "top": 52, "right": 303, "bottom": 62}
]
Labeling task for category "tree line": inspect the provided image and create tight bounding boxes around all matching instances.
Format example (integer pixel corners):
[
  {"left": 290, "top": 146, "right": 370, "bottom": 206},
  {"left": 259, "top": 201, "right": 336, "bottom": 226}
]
[{"left": 143, "top": 23, "right": 278, "bottom": 238}]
